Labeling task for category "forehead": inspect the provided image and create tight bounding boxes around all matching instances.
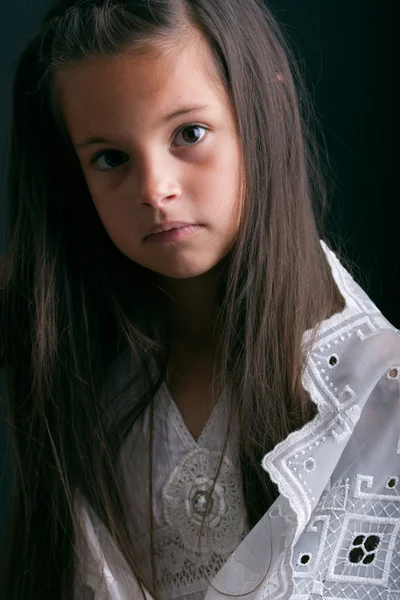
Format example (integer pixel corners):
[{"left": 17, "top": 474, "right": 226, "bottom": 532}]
[{"left": 55, "top": 34, "right": 229, "bottom": 138}]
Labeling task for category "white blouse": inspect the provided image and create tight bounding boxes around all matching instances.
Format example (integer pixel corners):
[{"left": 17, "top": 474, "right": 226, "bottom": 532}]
[
  {"left": 118, "top": 380, "right": 248, "bottom": 600},
  {"left": 75, "top": 239, "right": 400, "bottom": 600}
]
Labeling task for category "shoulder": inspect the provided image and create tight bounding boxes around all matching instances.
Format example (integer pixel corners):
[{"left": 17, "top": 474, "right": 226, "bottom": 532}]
[
  {"left": 304, "top": 240, "right": 400, "bottom": 418},
  {"left": 302, "top": 240, "right": 400, "bottom": 459}
]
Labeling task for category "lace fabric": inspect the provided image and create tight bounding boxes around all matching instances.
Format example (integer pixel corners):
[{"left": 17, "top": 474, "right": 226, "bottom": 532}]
[
  {"left": 75, "top": 240, "right": 400, "bottom": 600},
  {"left": 117, "top": 380, "right": 249, "bottom": 600}
]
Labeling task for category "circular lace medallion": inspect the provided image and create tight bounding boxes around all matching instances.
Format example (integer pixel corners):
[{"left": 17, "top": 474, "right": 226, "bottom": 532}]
[{"left": 162, "top": 447, "right": 246, "bottom": 555}]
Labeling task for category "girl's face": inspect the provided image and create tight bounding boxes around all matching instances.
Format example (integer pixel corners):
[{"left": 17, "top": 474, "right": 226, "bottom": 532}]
[{"left": 57, "top": 33, "right": 243, "bottom": 279}]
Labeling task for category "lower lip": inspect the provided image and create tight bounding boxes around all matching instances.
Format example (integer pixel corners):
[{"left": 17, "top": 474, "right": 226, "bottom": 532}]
[{"left": 145, "top": 225, "right": 204, "bottom": 244}]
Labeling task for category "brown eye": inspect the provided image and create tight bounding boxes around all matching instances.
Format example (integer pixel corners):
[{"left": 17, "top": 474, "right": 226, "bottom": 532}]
[
  {"left": 90, "top": 149, "right": 129, "bottom": 172},
  {"left": 174, "top": 124, "right": 207, "bottom": 147}
]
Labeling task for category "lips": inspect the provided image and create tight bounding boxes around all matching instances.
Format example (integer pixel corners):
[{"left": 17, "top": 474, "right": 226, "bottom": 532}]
[
  {"left": 144, "top": 222, "right": 197, "bottom": 240},
  {"left": 144, "top": 224, "right": 204, "bottom": 243}
]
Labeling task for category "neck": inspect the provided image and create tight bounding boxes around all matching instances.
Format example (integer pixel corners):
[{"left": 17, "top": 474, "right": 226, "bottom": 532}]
[{"left": 155, "top": 262, "right": 225, "bottom": 346}]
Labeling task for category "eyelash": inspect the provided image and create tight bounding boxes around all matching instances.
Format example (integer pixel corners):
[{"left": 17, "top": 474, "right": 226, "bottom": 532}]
[{"left": 89, "top": 123, "right": 209, "bottom": 172}]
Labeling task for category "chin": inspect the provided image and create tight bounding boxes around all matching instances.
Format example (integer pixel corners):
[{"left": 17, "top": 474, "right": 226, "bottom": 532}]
[{"left": 145, "top": 258, "right": 220, "bottom": 280}]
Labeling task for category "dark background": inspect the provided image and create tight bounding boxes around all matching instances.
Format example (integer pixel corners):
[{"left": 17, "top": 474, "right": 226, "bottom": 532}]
[{"left": 0, "top": 0, "right": 398, "bottom": 548}]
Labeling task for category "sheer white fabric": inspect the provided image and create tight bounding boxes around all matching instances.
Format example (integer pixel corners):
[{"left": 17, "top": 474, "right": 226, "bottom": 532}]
[
  {"left": 118, "top": 381, "right": 249, "bottom": 600},
  {"left": 75, "top": 240, "right": 400, "bottom": 600}
]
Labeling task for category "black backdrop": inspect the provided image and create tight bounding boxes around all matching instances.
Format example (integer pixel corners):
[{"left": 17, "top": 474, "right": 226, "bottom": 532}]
[{"left": 0, "top": 0, "right": 398, "bottom": 550}]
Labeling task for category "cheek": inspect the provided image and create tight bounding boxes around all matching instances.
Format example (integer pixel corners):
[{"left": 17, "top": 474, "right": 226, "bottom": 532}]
[
  {"left": 91, "top": 195, "right": 140, "bottom": 251},
  {"left": 210, "top": 149, "right": 242, "bottom": 228}
]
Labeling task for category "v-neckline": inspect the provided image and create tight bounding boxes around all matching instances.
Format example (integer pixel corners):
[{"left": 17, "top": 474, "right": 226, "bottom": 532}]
[{"left": 160, "top": 380, "right": 226, "bottom": 448}]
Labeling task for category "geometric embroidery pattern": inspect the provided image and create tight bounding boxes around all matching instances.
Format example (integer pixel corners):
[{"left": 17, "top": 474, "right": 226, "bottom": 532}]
[{"left": 293, "top": 473, "right": 400, "bottom": 599}]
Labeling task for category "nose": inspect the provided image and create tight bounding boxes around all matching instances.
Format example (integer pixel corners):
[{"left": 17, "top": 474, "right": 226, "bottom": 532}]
[{"left": 135, "top": 151, "right": 181, "bottom": 209}]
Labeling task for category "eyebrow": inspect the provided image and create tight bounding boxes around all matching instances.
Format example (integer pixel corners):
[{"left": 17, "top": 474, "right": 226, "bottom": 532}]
[{"left": 75, "top": 104, "right": 212, "bottom": 150}]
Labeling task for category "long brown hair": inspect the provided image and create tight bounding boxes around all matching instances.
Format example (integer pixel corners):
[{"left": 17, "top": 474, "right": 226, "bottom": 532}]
[{"left": 0, "top": 0, "right": 357, "bottom": 598}]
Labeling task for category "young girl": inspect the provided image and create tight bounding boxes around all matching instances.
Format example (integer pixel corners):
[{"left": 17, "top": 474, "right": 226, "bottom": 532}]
[{"left": 1, "top": 0, "right": 399, "bottom": 599}]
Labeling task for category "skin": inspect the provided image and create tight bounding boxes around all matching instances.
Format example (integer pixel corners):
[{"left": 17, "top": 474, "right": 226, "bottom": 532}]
[{"left": 56, "top": 31, "right": 243, "bottom": 344}]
